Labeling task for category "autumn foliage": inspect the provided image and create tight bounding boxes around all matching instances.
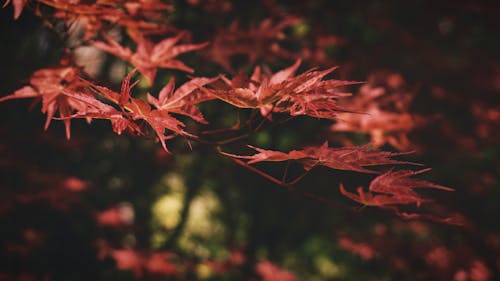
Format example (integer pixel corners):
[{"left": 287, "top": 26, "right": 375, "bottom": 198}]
[
  {"left": 0, "top": 0, "right": 452, "bottom": 214},
  {"left": 1, "top": 0, "right": 498, "bottom": 280}
]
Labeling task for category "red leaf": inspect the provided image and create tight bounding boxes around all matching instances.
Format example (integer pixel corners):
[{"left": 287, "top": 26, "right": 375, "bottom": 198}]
[
  {"left": 94, "top": 33, "right": 208, "bottom": 83},
  {"left": 0, "top": 66, "right": 90, "bottom": 139},
  {"left": 268, "top": 59, "right": 301, "bottom": 85},
  {"left": 205, "top": 60, "right": 361, "bottom": 120},
  {"left": 154, "top": 76, "right": 218, "bottom": 110},
  {"left": 3, "top": 0, "right": 27, "bottom": 19},
  {"left": 339, "top": 184, "right": 426, "bottom": 207},
  {"left": 340, "top": 169, "right": 453, "bottom": 207},
  {"left": 120, "top": 69, "right": 139, "bottom": 106},
  {"left": 331, "top": 80, "right": 429, "bottom": 151},
  {"left": 147, "top": 76, "right": 218, "bottom": 124},
  {"left": 206, "top": 17, "right": 300, "bottom": 71},
  {"left": 220, "top": 145, "right": 310, "bottom": 164},
  {"left": 60, "top": 90, "right": 140, "bottom": 136},
  {"left": 0, "top": 86, "right": 38, "bottom": 102},
  {"left": 301, "top": 142, "right": 421, "bottom": 172},
  {"left": 369, "top": 169, "right": 454, "bottom": 195},
  {"left": 38, "top": 0, "right": 172, "bottom": 40},
  {"left": 87, "top": 74, "right": 195, "bottom": 151},
  {"left": 222, "top": 142, "right": 419, "bottom": 174}
]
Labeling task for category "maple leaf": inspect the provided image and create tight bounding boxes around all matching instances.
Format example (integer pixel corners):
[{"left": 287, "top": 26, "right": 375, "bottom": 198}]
[
  {"left": 369, "top": 168, "right": 453, "bottom": 195},
  {"left": 37, "top": 0, "right": 173, "bottom": 40},
  {"left": 146, "top": 76, "right": 218, "bottom": 124},
  {"left": 221, "top": 142, "right": 419, "bottom": 174},
  {"left": 206, "top": 17, "right": 300, "bottom": 71},
  {"left": 85, "top": 71, "right": 195, "bottom": 151},
  {"left": 339, "top": 169, "right": 453, "bottom": 207},
  {"left": 0, "top": 66, "right": 90, "bottom": 139},
  {"left": 300, "top": 142, "right": 420, "bottom": 172},
  {"left": 220, "top": 145, "right": 311, "bottom": 164},
  {"left": 119, "top": 68, "right": 140, "bottom": 107},
  {"left": 206, "top": 59, "right": 302, "bottom": 109},
  {"left": 206, "top": 60, "right": 359, "bottom": 119},
  {"left": 331, "top": 74, "right": 428, "bottom": 151},
  {"left": 60, "top": 89, "right": 140, "bottom": 136},
  {"left": 127, "top": 99, "right": 191, "bottom": 152},
  {"left": 340, "top": 184, "right": 426, "bottom": 207},
  {"left": 94, "top": 32, "right": 209, "bottom": 83}
]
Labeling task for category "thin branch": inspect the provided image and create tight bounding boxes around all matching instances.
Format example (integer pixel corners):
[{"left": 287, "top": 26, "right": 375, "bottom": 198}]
[
  {"left": 201, "top": 111, "right": 242, "bottom": 135},
  {"left": 222, "top": 150, "right": 289, "bottom": 188},
  {"left": 287, "top": 169, "right": 311, "bottom": 185},
  {"left": 191, "top": 112, "right": 287, "bottom": 147},
  {"left": 282, "top": 160, "right": 291, "bottom": 183},
  {"left": 217, "top": 147, "right": 355, "bottom": 211}
]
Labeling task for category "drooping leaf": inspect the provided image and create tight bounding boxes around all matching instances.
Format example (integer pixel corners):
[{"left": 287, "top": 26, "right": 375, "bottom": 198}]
[
  {"left": 220, "top": 145, "right": 311, "bottom": 164},
  {"left": 369, "top": 169, "right": 454, "bottom": 196},
  {"left": 0, "top": 66, "right": 90, "bottom": 139},
  {"left": 339, "top": 183, "right": 415, "bottom": 207},
  {"left": 340, "top": 169, "right": 453, "bottom": 207},
  {"left": 300, "top": 142, "right": 421, "bottom": 172},
  {"left": 85, "top": 71, "right": 200, "bottom": 151},
  {"left": 60, "top": 89, "right": 139, "bottom": 136},
  {"left": 222, "top": 142, "right": 419, "bottom": 174}
]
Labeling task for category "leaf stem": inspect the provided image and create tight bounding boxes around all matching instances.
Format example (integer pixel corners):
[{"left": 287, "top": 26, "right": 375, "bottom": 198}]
[{"left": 217, "top": 147, "right": 355, "bottom": 211}]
